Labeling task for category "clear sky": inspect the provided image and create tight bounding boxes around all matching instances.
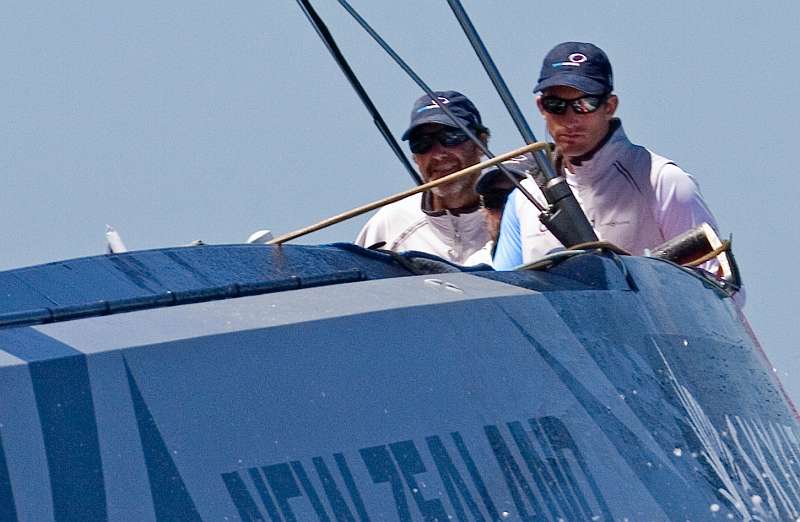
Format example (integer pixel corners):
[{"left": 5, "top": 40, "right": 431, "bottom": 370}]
[{"left": 3, "top": 2, "right": 798, "bottom": 399}]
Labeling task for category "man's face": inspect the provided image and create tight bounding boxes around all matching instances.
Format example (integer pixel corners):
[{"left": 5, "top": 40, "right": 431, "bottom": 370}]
[
  {"left": 410, "top": 123, "right": 484, "bottom": 204},
  {"left": 537, "top": 85, "right": 618, "bottom": 158}
]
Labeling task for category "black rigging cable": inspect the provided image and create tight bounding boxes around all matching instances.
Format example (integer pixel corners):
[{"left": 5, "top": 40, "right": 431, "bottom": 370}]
[
  {"left": 295, "top": 0, "right": 422, "bottom": 186},
  {"left": 444, "top": 0, "right": 598, "bottom": 247},
  {"left": 445, "top": 0, "right": 537, "bottom": 145},
  {"left": 335, "top": 0, "right": 544, "bottom": 211}
]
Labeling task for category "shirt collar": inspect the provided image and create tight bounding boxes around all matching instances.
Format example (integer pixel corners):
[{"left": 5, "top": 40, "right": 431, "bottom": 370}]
[
  {"left": 420, "top": 190, "right": 481, "bottom": 216},
  {"left": 559, "top": 119, "right": 636, "bottom": 181}
]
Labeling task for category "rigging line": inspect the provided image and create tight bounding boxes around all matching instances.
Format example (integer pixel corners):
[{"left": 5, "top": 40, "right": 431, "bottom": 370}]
[
  {"left": 335, "top": 0, "right": 545, "bottom": 212},
  {"left": 445, "top": 2, "right": 536, "bottom": 146},
  {"left": 268, "top": 141, "right": 549, "bottom": 245},
  {"left": 443, "top": 0, "right": 598, "bottom": 246},
  {"left": 296, "top": 0, "right": 422, "bottom": 186}
]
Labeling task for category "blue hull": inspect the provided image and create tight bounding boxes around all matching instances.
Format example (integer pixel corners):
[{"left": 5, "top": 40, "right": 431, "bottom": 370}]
[{"left": 0, "top": 244, "right": 797, "bottom": 520}]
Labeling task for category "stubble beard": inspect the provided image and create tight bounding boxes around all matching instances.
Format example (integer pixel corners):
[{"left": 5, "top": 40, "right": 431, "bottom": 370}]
[{"left": 430, "top": 175, "right": 476, "bottom": 202}]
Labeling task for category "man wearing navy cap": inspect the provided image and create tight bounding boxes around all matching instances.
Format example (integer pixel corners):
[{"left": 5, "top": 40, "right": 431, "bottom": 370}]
[
  {"left": 472, "top": 153, "right": 537, "bottom": 256},
  {"left": 493, "top": 42, "right": 721, "bottom": 270},
  {"left": 355, "top": 90, "right": 493, "bottom": 265}
]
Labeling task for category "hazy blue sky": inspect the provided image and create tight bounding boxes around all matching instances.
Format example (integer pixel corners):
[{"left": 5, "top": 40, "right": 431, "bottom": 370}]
[{"left": 3, "top": 2, "right": 798, "bottom": 399}]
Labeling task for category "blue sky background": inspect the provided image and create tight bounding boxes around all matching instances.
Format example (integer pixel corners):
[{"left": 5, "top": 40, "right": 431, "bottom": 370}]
[{"left": 3, "top": 2, "right": 798, "bottom": 399}]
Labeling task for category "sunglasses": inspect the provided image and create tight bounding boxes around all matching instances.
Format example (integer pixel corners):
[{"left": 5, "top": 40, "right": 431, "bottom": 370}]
[
  {"left": 409, "top": 128, "right": 470, "bottom": 154},
  {"left": 540, "top": 94, "right": 607, "bottom": 115}
]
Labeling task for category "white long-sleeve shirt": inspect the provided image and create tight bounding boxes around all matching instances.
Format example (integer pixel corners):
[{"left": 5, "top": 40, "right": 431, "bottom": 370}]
[
  {"left": 494, "top": 120, "right": 720, "bottom": 269},
  {"left": 355, "top": 193, "right": 491, "bottom": 266}
]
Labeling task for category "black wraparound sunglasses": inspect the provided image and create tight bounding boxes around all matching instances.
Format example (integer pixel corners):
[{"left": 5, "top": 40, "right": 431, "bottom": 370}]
[
  {"left": 408, "top": 128, "right": 471, "bottom": 154},
  {"left": 540, "top": 93, "right": 608, "bottom": 115}
]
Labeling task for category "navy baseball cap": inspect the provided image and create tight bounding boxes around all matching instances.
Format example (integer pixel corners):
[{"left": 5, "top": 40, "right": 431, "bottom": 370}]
[
  {"left": 533, "top": 42, "right": 613, "bottom": 95},
  {"left": 401, "top": 90, "right": 486, "bottom": 140},
  {"left": 475, "top": 153, "right": 539, "bottom": 195}
]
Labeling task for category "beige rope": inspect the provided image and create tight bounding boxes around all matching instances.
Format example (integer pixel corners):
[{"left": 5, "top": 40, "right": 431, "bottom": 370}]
[
  {"left": 684, "top": 240, "right": 730, "bottom": 267},
  {"left": 267, "top": 141, "right": 550, "bottom": 245}
]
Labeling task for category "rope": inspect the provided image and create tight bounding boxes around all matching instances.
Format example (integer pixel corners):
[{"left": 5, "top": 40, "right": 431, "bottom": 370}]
[
  {"left": 684, "top": 240, "right": 730, "bottom": 267},
  {"left": 568, "top": 241, "right": 630, "bottom": 255},
  {"left": 516, "top": 241, "right": 629, "bottom": 271},
  {"left": 267, "top": 141, "right": 550, "bottom": 245}
]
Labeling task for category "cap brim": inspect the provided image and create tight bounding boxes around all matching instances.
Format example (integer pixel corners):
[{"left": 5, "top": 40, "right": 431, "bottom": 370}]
[
  {"left": 475, "top": 167, "right": 524, "bottom": 195},
  {"left": 401, "top": 114, "right": 463, "bottom": 140},
  {"left": 534, "top": 74, "right": 607, "bottom": 95}
]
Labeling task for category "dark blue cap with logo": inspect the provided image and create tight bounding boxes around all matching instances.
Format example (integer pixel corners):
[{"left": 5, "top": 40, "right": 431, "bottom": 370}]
[
  {"left": 534, "top": 42, "right": 613, "bottom": 95},
  {"left": 401, "top": 90, "right": 486, "bottom": 140}
]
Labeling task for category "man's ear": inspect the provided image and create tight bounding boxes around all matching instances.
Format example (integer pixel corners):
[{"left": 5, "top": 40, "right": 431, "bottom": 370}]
[
  {"left": 536, "top": 95, "right": 545, "bottom": 115},
  {"left": 604, "top": 94, "right": 619, "bottom": 117}
]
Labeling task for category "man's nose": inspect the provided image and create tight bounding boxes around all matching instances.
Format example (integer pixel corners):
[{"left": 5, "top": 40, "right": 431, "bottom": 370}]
[
  {"left": 561, "top": 109, "right": 582, "bottom": 123},
  {"left": 557, "top": 110, "right": 583, "bottom": 129}
]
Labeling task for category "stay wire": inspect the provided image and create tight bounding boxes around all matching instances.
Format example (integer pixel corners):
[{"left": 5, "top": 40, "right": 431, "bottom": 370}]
[
  {"left": 442, "top": 0, "right": 598, "bottom": 248},
  {"left": 296, "top": 0, "right": 422, "bottom": 186},
  {"left": 445, "top": 0, "right": 554, "bottom": 179},
  {"left": 336, "top": 0, "right": 545, "bottom": 212}
]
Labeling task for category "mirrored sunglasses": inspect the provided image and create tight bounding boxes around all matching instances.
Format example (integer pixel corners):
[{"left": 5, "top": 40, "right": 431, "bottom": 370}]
[{"left": 540, "top": 94, "right": 607, "bottom": 115}]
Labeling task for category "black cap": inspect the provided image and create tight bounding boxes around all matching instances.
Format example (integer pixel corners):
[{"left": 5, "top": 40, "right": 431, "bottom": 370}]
[
  {"left": 401, "top": 90, "right": 485, "bottom": 140},
  {"left": 534, "top": 42, "right": 613, "bottom": 95}
]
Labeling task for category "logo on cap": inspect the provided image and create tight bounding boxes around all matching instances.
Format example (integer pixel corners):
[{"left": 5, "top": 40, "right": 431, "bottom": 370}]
[
  {"left": 552, "top": 53, "right": 587, "bottom": 68},
  {"left": 417, "top": 97, "right": 450, "bottom": 113}
]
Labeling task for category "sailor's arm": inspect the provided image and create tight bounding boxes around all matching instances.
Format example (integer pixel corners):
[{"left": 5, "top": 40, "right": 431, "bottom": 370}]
[
  {"left": 354, "top": 213, "right": 384, "bottom": 248},
  {"left": 653, "top": 163, "right": 719, "bottom": 237},
  {"left": 652, "top": 162, "right": 722, "bottom": 275}
]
